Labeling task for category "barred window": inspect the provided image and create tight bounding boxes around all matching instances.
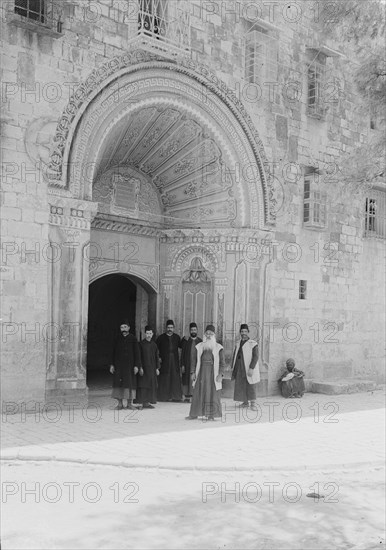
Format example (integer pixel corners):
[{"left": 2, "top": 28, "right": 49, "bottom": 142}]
[
  {"left": 15, "top": 0, "right": 45, "bottom": 23},
  {"left": 306, "top": 47, "right": 341, "bottom": 119},
  {"left": 303, "top": 174, "right": 326, "bottom": 229},
  {"left": 364, "top": 187, "right": 386, "bottom": 238},
  {"left": 135, "top": 0, "right": 190, "bottom": 52},
  {"left": 11, "top": 0, "right": 61, "bottom": 33},
  {"left": 138, "top": 0, "right": 164, "bottom": 38},
  {"left": 307, "top": 53, "right": 327, "bottom": 118},
  {"left": 244, "top": 26, "right": 278, "bottom": 86}
]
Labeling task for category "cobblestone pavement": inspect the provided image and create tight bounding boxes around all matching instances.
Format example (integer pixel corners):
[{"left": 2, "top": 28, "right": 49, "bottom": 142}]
[{"left": 1, "top": 390, "right": 385, "bottom": 471}]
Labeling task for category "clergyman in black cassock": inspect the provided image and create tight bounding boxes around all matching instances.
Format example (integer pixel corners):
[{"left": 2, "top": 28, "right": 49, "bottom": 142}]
[
  {"left": 137, "top": 326, "right": 160, "bottom": 408},
  {"left": 180, "top": 322, "right": 202, "bottom": 402},
  {"left": 110, "top": 321, "right": 141, "bottom": 410},
  {"left": 156, "top": 320, "right": 182, "bottom": 401}
]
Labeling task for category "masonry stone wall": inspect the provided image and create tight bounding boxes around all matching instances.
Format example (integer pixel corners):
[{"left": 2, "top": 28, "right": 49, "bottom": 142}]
[{"left": 1, "top": 0, "right": 384, "bottom": 405}]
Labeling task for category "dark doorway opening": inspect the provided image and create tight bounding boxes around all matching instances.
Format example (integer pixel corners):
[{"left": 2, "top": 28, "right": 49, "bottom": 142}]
[{"left": 87, "top": 274, "right": 137, "bottom": 390}]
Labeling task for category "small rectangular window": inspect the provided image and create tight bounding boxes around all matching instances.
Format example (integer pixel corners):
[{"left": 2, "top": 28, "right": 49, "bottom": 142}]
[
  {"left": 299, "top": 280, "right": 307, "bottom": 300},
  {"left": 303, "top": 173, "right": 327, "bottom": 229},
  {"left": 364, "top": 189, "right": 386, "bottom": 238},
  {"left": 244, "top": 26, "right": 278, "bottom": 85},
  {"left": 306, "top": 51, "right": 331, "bottom": 119}
]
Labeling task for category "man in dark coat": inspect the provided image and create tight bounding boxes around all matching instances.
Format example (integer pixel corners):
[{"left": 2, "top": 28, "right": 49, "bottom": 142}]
[
  {"left": 109, "top": 321, "right": 141, "bottom": 410},
  {"left": 137, "top": 326, "right": 160, "bottom": 409},
  {"left": 231, "top": 324, "right": 260, "bottom": 411},
  {"left": 156, "top": 320, "right": 182, "bottom": 401},
  {"left": 180, "top": 322, "right": 202, "bottom": 403}
]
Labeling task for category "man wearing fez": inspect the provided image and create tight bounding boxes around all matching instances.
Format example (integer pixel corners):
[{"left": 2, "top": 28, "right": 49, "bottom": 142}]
[
  {"left": 156, "top": 320, "right": 182, "bottom": 401},
  {"left": 180, "top": 322, "right": 202, "bottom": 403},
  {"left": 186, "top": 325, "right": 225, "bottom": 421},
  {"left": 137, "top": 326, "right": 160, "bottom": 409},
  {"left": 109, "top": 320, "right": 141, "bottom": 410},
  {"left": 231, "top": 324, "right": 260, "bottom": 411}
]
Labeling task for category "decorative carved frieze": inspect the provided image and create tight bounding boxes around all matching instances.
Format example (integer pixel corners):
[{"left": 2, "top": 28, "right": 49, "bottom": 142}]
[
  {"left": 89, "top": 259, "right": 159, "bottom": 291},
  {"left": 48, "top": 199, "right": 98, "bottom": 230}
]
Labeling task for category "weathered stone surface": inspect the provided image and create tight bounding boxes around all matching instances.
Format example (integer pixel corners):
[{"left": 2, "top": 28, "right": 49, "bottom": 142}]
[{"left": 0, "top": 0, "right": 384, "bottom": 408}]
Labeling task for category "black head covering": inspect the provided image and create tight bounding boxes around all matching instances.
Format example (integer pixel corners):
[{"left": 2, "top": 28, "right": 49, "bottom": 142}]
[
  {"left": 240, "top": 324, "right": 249, "bottom": 331},
  {"left": 166, "top": 320, "right": 175, "bottom": 327},
  {"left": 205, "top": 324, "right": 216, "bottom": 333},
  {"left": 144, "top": 325, "right": 153, "bottom": 332},
  {"left": 189, "top": 322, "right": 198, "bottom": 329}
]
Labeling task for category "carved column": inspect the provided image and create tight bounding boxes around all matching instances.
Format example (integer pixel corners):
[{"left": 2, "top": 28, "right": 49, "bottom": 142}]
[{"left": 46, "top": 197, "right": 99, "bottom": 400}]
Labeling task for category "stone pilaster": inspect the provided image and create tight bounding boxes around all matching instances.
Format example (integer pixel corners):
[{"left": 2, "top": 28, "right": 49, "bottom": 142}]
[{"left": 46, "top": 197, "right": 99, "bottom": 400}]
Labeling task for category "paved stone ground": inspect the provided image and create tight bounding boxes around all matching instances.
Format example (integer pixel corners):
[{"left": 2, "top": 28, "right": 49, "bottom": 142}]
[
  {"left": 1, "top": 390, "right": 385, "bottom": 471},
  {"left": 1, "top": 390, "right": 385, "bottom": 549}
]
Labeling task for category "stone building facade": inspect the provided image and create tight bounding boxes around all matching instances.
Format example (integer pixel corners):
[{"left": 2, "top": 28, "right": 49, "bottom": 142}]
[{"left": 1, "top": 0, "right": 385, "bottom": 406}]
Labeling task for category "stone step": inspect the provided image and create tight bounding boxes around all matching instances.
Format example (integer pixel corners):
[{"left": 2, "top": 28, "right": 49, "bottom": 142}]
[{"left": 305, "top": 378, "right": 377, "bottom": 395}]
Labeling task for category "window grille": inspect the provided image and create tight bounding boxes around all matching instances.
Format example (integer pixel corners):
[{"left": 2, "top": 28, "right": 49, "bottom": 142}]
[
  {"left": 307, "top": 55, "right": 327, "bottom": 118},
  {"left": 244, "top": 27, "right": 278, "bottom": 85},
  {"left": 135, "top": 0, "right": 190, "bottom": 53},
  {"left": 11, "top": 0, "right": 61, "bottom": 33},
  {"left": 15, "top": 0, "right": 45, "bottom": 22},
  {"left": 364, "top": 188, "right": 386, "bottom": 238},
  {"left": 303, "top": 174, "right": 327, "bottom": 228}
]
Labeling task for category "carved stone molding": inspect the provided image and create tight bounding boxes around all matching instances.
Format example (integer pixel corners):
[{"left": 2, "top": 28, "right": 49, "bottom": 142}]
[
  {"left": 89, "top": 260, "right": 159, "bottom": 292},
  {"left": 170, "top": 244, "right": 218, "bottom": 273},
  {"left": 49, "top": 198, "right": 99, "bottom": 229}
]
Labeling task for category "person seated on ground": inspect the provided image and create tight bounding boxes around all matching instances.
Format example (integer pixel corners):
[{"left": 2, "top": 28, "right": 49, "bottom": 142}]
[{"left": 278, "top": 358, "right": 305, "bottom": 398}]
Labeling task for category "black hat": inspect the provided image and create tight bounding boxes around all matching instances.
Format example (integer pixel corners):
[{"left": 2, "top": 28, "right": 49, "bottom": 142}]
[
  {"left": 205, "top": 324, "right": 216, "bottom": 333},
  {"left": 189, "top": 322, "right": 198, "bottom": 329},
  {"left": 120, "top": 319, "right": 130, "bottom": 326},
  {"left": 240, "top": 324, "right": 249, "bottom": 331},
  {"left": 166, "top": 320, "right": 175, "bottom": 327},
  {"left": 144, "top": 325, "right": 153, "bottom": 332}
]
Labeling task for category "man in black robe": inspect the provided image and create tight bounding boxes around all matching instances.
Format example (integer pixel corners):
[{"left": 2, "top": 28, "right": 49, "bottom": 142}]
[
  {"left": 180, "top": 322, "right": 202, "bottom": 403},
  {"left": 137, "top": 326, "right": 160, "bottom": 409},
  {"left": 156, "top": 320, "right": 182, "bottom": 402},
  {"left": 109, "top": 321, "right": 141, "bottom": 410}
]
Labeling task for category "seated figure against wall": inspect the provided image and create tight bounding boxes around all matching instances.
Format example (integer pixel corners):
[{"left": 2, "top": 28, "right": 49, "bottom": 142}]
[{"left": 278, "top": 358, "right": 305, "bottom": 398}]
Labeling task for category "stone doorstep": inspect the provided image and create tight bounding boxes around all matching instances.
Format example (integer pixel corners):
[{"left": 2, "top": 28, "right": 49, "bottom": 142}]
[{"left": 305, "top": 378, "right": 377, "bottom": 395}]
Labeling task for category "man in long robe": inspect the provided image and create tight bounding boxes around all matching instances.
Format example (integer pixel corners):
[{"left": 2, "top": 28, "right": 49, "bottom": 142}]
[
  {"left": 137, "top": 326, "right": 160, "bottom": 408},
  {"left": 109, "top": 321, "right": 141, "bottom": 410},
  {"left": 180, "top": 322, "right": 202, "bottom": 403},
  {"left": 156, "top": 320, "right": 182, "bottom": 401},
  {"left": 278, "top": 358, "right": 305, "bottom": 398},
  {"left": 231, "top": 323, "right": 260, "bottom": 411},
  {"left": 186, "top": 325, "right": 224, "bottom": 420}
]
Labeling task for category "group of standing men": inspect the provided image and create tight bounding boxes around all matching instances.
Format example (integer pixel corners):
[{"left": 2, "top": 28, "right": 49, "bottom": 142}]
[{"left": 109, "top": 319, "right": 260, "bottom": 419}]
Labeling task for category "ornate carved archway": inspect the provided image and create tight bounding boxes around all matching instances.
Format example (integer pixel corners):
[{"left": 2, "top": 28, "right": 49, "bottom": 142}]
[{"left": 47, "top": 49, "right": 275, "bottom": 228}]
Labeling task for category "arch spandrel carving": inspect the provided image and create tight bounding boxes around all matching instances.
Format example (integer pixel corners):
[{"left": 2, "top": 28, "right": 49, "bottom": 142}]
[
  {"left": 47, "top": 49, "right": 275, "bottom": 228},
  {"left": 171, "top": 245, "right": 218, "bottom": 274}
]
